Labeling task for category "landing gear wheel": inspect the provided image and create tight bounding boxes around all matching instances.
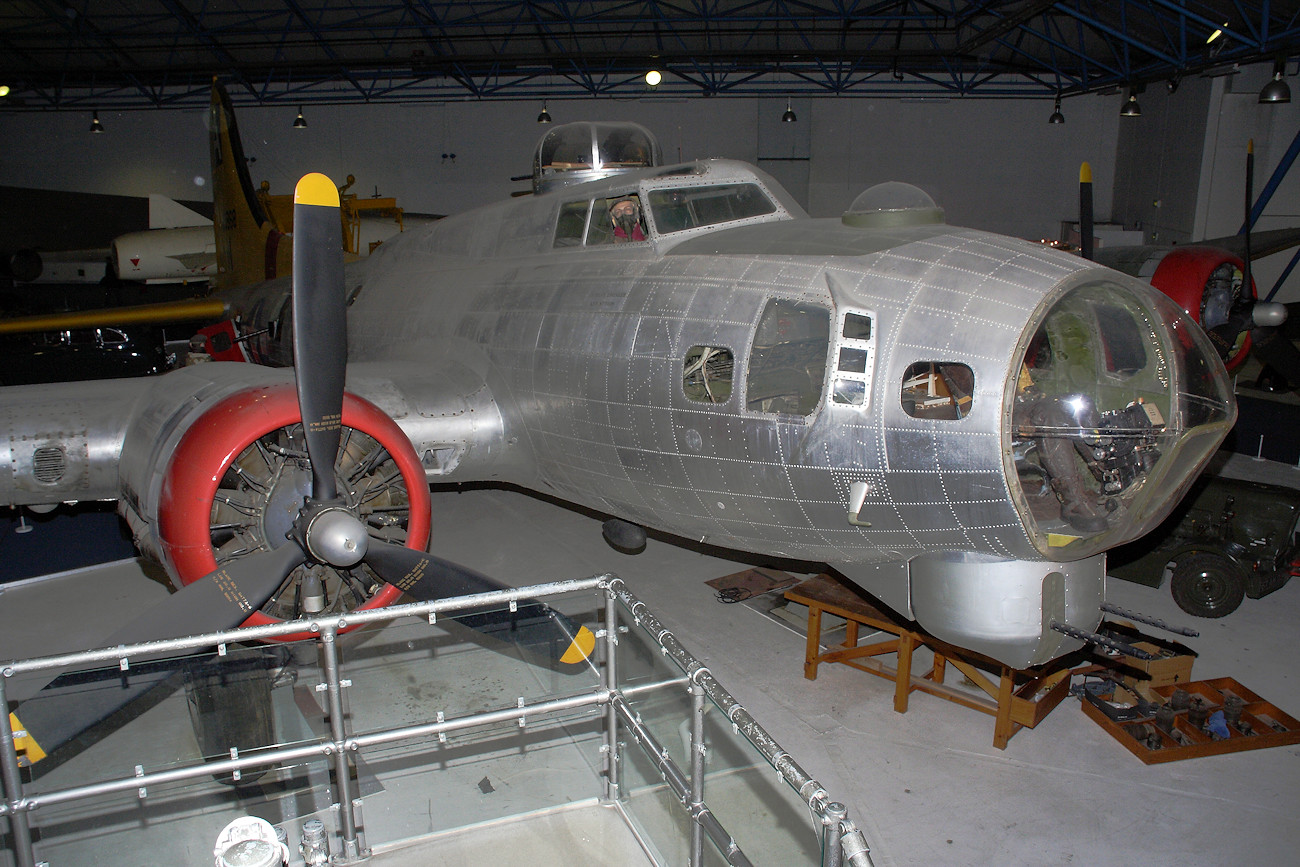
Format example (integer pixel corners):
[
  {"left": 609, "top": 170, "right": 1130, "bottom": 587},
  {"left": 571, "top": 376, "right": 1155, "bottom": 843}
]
[
  {"left": 1169, "top": 551, "right": 1247, "bottom": 618},
  {"left": 158, "top": 383, "right": 430, "bottom": 639}
]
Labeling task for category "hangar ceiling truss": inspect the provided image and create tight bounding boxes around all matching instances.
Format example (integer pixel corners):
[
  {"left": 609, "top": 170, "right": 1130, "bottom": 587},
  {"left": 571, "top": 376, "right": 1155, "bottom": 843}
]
[{"left": 1, "top": 1, "right": 1298, "bottom": 109}]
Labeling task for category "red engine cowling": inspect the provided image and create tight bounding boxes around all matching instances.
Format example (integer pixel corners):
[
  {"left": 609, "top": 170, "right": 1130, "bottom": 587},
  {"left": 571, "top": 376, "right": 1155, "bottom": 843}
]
[
  {"left": 1147, "top": 245, "right": 1256, "bottom": 371},
  {"left": 156, "top": 382, "right": 431, "bottom": 638}
]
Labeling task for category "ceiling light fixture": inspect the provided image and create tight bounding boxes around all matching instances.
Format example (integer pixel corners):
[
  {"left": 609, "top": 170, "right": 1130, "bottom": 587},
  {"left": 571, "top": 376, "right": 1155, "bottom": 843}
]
[
  {"left": 781, "top": 100, "right": 796, "bottom": 123},
  {"left": 1120, "top": 88, "right": 1141, "bottom": 117},
  {"left": 1048, "top": 96, "right": 1064, "bottom": 124},
  {"left": 537, "top": 102, "right": 552, "bottom": 123},
  {"left": 1259, "top": 59, "right": 1291, "bottom": 104},
  {"left": 645, "top": 70, "right": 662, "bottom": 87},
  {"left": 90, "top": 110, "right": 104, "bottom": 133},
  {"left": 293, "top": 107, "right": 307, "bottom": 129}
]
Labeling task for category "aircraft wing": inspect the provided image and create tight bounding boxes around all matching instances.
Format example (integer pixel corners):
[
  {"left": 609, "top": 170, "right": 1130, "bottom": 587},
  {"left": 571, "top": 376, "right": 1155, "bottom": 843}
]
[
  {"left": 1199, "top": 226, "right": 1300, "bottom": 260},
  {"left": 0, "top": 297, "right": 229, "bottom": 336}
]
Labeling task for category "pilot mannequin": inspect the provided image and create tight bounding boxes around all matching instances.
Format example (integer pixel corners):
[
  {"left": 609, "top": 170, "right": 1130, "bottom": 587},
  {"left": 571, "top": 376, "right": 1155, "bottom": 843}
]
[{"left": 610, "top": 196, "right": 646, "bottom": 242}]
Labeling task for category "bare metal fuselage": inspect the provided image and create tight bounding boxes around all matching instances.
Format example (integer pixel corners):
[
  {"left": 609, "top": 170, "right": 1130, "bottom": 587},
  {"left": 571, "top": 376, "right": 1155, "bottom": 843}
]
[{"left": 0, "top": 160, "right": 1234, "bottom": 667}]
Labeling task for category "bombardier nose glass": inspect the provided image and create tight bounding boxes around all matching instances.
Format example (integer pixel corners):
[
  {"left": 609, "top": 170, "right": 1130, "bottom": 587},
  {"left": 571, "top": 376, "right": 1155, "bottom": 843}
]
[{"left": 1009, "top": 281, "right": 1233, "bottom": 557}]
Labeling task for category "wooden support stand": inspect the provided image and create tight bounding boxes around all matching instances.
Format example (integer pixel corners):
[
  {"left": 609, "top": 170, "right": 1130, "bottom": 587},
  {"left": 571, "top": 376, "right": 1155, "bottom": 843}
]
[{"left": 785, "top": 574, "right": 1074, "bottom": 749}]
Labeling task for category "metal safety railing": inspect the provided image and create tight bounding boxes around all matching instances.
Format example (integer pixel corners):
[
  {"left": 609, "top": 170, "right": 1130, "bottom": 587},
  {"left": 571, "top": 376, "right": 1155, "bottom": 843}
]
[{"left": 1, "top": 573, "right": 874, "bottom": 867}]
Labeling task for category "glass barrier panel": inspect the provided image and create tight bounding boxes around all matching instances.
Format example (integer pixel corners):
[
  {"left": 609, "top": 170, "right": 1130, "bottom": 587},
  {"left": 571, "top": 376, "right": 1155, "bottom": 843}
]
[
  {"left": 2, "top": 582, "right": 854, "bottom": 866},
  {"left": 12, "top": 641, "right": 330, "bottom": 866},
  {"left": 611, "top": 604, "right": 825, "bottom": 865}
]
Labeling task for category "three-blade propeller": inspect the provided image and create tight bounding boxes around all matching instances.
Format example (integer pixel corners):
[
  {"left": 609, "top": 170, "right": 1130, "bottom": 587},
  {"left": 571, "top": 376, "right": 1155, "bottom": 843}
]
[
  {"left": 9, "top": 173, "right": 595, "bottom": 765},
  {"left": 49, "top": 173, "right": 596, "bottom": 666}
]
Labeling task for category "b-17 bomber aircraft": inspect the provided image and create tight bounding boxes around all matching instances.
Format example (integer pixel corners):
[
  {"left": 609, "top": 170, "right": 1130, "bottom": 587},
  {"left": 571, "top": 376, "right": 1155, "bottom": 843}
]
[{"left": 0, "top": 111, "right": 1236, "bottom": 715}]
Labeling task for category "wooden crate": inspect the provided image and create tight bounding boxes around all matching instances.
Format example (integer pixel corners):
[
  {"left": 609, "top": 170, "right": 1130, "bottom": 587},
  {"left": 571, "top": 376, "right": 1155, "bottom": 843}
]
[{"left": 1081, "top": 676, "right": 1300, "bottom": 764}]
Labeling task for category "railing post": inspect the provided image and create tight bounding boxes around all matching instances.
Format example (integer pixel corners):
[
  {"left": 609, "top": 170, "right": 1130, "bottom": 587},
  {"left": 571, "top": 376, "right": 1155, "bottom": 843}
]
[
  {"left": 822, "top": 801, "right": 847, "bottom": 867},
  {"left": 0, "top": 675, "right": 37, "bottom": 867},
  {"left": 689, "top": 682, "right": 707, "bottom": 866},
  {"left": 601, "top": 585, "right": 621, "bottom": 801},
  {"left": 318, "top": 626, "right": 362, "bottom": 861}
]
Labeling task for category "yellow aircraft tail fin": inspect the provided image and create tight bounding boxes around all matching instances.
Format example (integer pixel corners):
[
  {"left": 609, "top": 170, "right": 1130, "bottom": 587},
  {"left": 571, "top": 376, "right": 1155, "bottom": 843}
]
[{"left": 209, "top": 81, "right": 292, "bottom": 292}]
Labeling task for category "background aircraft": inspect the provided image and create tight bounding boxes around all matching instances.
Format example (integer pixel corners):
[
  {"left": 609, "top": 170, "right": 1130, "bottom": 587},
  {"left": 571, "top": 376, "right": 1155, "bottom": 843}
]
[
  {"left": 1076, "top": 152, "right": 1300, "bottom": 383},
  {"left": 1, "top": 84, "right": 431, "bottom": 335}
]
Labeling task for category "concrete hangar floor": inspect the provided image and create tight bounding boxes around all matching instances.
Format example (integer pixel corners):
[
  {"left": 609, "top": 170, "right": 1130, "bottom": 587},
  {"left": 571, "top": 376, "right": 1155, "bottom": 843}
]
[{"left": 1, "top": 451, "right": 1297, "bottom": 866}]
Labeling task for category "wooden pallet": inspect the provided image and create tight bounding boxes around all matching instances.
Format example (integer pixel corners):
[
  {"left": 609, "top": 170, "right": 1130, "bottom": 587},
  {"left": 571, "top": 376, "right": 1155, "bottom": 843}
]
[{"left": 1081, "top": 676, "right": 1300, "bottom": 764}]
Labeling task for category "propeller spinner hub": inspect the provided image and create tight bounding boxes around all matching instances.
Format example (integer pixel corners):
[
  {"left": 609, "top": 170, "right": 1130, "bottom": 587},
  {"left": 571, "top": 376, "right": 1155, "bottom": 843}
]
[{"left": 303, "top": 506, "right": 369, "bottom": 568}]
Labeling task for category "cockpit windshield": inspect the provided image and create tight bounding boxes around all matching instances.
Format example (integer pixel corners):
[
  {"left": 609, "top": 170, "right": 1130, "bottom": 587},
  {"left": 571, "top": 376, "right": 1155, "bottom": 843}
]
[
  {"left": 646, "top": 184, "right": 777, "bottom": 234},
  {"left": 552, "top": 181, "right": 782, "bottom": 248},
  {"left": 1008, "top": 280, "right": 1235, "bottom": 559}
]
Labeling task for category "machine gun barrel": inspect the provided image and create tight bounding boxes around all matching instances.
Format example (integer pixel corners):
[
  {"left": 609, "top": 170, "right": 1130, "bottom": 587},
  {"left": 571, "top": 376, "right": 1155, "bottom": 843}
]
[{"left": 1099, "top": 602, "right": 1200, "bottom": 637}]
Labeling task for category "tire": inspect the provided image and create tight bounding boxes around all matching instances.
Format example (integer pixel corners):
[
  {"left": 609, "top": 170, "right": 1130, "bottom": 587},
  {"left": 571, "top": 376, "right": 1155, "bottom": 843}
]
[{"left": 1169, "top": 551, "right": 1247, "bottom": 618}]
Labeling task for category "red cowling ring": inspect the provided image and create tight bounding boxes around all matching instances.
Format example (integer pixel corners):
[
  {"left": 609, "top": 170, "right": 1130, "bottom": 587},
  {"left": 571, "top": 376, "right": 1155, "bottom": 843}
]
[
  {"left": 1149, "top": 246, "right": 1255, "bottom": 371},
  {"left": 157, "top": 382, "right": 431, "bottom": 636}
]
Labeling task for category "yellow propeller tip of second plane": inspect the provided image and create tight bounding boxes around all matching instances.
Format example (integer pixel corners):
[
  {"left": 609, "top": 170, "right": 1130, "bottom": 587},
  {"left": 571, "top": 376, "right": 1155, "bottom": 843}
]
[
  {"left": 295, "top": 172, "right": 339, "bottom": 208},
  {"left": 1079, "top": 162, "right": 1092, "bottom": 184},
  {"left": 560, "top": 625, "right": 598, "bottom": 665}
]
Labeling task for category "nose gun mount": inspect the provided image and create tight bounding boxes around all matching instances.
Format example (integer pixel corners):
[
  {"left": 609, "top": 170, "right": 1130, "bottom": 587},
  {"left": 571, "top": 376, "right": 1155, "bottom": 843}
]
[{"left": 1007, "top": 279, "right": 1235, "bottom": 561}]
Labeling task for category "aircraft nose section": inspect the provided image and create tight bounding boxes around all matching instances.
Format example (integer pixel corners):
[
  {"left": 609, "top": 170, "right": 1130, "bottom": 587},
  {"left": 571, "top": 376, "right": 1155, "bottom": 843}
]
[{"left": 1007, "top": 278, "right": 1236, "bottom": 559}]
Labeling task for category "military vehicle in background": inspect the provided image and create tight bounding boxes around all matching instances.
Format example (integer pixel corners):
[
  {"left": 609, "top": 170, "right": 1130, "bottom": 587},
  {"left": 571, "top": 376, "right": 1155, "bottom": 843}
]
[{"left": 1109, "top": 475, "right": 1300, "bottom": 617}]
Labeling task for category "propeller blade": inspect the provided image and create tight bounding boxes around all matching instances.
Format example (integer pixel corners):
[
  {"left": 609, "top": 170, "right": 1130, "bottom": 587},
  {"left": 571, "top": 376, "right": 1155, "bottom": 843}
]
[
  {"left": 9, "top": 544, "right": 303, "bottom": 702},
  {"left": 102, "top": 543, "right": 308, "bottom": 649},
  {"left": 363, "top": 541, "right": 596, "bottom": 670},
  {"left": 1079, "top": 162, "right": 1094, "bottom": 261},
  {"left": 8, "top": 546, "right": 305, "bottom": 768},
  {"left": 292, "top": 172, "right": 347, "bottom": 501}
]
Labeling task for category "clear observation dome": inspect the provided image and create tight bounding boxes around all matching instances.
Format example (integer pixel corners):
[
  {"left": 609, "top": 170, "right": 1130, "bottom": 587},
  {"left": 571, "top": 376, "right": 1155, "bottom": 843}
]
[{"left": 841, "top": 182, "right": 945, "bottom": 228}]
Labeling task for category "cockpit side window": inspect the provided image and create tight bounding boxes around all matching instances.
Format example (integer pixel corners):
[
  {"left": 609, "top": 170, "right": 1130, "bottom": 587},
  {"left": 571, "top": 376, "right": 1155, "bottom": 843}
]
[
  {"left": 601, "top": 194, "right": 647, "bottom": 244},
  {"left": 554, "top": 194, "right": 650, "bottom": 247},
  {"left": 554, "top": 200, "right": 591, "bottom": 248},
  {"left": 746, "top": 299, "right": 831, "bottom": 416},
  {"left": 647, "top": 184, "right": 777, "bottom": 234}
]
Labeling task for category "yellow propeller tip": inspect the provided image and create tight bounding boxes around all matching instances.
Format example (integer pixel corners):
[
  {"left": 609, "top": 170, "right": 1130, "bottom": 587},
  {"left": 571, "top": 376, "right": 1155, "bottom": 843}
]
[
  {"left": 295, "top": 172, "right": 339, "bottom": 208},
  {"left": 560, "top": 625, "right": 597, "bottom": 665},
  {"left": 9, "top": 711, "right": 46, "bottom": 765},
  {"left": 1079, "top": 162, "right": 1092, "bottom": 184}
]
